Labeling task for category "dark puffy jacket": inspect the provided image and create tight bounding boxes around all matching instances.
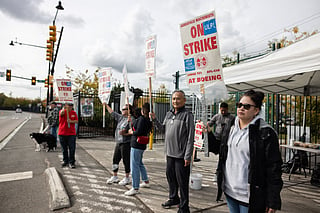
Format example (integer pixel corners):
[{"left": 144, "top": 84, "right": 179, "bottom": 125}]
[
  {"left": 216, "top": 118, "right": 283, "bottom": 212},
  {"left": 130, "top": 116, "right": 152, "bottom": 150}
]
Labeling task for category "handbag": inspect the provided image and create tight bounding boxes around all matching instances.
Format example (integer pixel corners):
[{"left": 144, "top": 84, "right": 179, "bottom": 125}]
[
  {"left": 208, "top": 131, "right": 220, "bottom": 155},
  {"left": 132, "top": 126, "right": 149, "bottom": 144},
  {"left": 137, "top": 136, "right": 149, "bottom": 144}
]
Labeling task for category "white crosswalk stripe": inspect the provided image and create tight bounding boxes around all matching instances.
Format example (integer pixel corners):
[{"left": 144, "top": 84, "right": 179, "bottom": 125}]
[{"left": 58, "top": 155, "right": 150, "bottom": 212}]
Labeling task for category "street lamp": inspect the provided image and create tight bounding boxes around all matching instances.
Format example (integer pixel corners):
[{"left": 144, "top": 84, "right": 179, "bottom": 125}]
[
  {"left": 9, "top": 39, "right": 46, "bottom": 49},
  {"left": 53, "top": 1, "right": 64, "bottom": 25},
  {"left": 48, "top": 1, "right": 64, "bottom": 103}
]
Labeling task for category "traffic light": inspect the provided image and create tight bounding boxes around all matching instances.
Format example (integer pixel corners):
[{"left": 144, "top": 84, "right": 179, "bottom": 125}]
[
  {"left": 46, "top": 40, "right": 53, "bottom": 61},
  {"left": 49, "top": 25, "right": 56, "bottom": 42},
  {"left": 31, "top": 77, "right": 36, "bottom": 85},
  {"left": 6, "top": 69, "right": 11, "bottom": 81},
  {"left": 45, "top": 78, "right": 48, "bottom": 87}
]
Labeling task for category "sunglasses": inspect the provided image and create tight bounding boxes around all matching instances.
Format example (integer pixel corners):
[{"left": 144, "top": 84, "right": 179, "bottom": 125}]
[
  {"left": 122, "top": 108, "right": 128, "bottom": 111},
  {"left": 236, "top": 102, "right": 256, "bottom": 110}
]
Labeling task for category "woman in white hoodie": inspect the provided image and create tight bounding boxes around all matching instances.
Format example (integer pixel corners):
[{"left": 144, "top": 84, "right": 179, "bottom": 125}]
[{"left": 216, "top": 90, "right": 283, "bottom": 213}]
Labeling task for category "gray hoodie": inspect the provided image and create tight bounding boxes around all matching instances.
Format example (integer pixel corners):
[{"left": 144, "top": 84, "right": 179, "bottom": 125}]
[{"left": 154, "top": 106, "right": 195, "bottom": 161}]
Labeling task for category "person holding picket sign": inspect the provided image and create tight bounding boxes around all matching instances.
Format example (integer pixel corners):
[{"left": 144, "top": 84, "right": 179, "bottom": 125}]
[
  {"left": 106, "top": 104, "right": 133, "bottom": 186},
  {"left": 125, "top": 103, "right": 152, "bottom": 196}
]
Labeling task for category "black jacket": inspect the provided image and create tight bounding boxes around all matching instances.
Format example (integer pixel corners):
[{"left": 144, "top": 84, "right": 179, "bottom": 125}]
[
  {"left": 216, "top": 118, "right": 283, "bottom": 212},
  {"left": 130, "top": 116, "right": 152, "bottom": 150}
]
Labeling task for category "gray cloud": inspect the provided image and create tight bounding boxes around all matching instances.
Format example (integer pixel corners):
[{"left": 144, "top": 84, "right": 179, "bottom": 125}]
[
  {"left": 87, "top": 6, "right": 158, "bottom": 74},
  {"left": 0, "top": 0, "right": 50, "bottom": 23},
  {"left": 0, "top": 0, "right": 84, "bottom": 26}
]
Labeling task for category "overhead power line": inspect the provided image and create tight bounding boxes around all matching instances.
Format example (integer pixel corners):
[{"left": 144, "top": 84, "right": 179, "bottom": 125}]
[{"left": 237, "top": 12, "right": 320, "bottom": 51}]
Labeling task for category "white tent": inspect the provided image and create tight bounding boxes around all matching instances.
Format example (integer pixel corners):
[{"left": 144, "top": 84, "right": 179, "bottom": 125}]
[{"left": 223, "top": 33, "right": 320, "bottom": 96}]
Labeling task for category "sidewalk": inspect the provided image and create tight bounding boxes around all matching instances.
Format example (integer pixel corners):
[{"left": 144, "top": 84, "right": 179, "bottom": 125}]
[{"left": 77, "top": 138, "right": 320, "bottom": 213}]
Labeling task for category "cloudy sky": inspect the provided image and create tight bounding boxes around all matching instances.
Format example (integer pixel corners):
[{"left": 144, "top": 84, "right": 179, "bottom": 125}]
[{"left": 0, "top": 0, "right": 319, "bottom": 99}]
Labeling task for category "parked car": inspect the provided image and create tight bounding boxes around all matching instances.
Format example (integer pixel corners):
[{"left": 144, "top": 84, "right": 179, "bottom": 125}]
[{"left": 16, "top": 108, "right": 22, "bottom": 113}]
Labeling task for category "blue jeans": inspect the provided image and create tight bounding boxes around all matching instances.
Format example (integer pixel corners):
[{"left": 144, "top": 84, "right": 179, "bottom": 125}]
[
  {"left": 131, "top": 148, "right": 148, "bottom": 189},
  {"left": 50, "top": 126, "right": 58, "bottom": 145},
  {"left": 225, "top": 194, "right": 249, "bottom": 213},
  {"left": 59, "top": 135, "right": 76, "bottom": 164}
]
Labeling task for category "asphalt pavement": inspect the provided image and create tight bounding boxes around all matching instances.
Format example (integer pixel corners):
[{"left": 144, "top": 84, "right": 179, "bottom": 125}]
[
  {"left": 1, "top": 113, "right": 320, "bottom": 212},
  {"left": 75, "top": 138, "right": 320, "bottom": 213}
]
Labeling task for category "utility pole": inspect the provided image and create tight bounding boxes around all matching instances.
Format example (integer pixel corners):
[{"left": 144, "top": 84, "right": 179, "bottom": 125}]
[{"left": 173, "top": 71, "right": 180, "bottom": 89}]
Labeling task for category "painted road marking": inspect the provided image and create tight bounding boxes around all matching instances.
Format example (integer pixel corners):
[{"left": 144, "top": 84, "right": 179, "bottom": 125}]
[
  {"left": 0, "top": 171, "right": 33, "bottom": 183},
  {"left": 0, "top": 118, "right": 29, "bottom": 150}
]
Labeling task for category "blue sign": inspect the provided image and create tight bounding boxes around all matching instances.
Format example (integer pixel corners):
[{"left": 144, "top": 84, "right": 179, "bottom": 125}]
[
  {"left": 184, "top": 58, "right": 195, "bottom": 72},
  {"left": 66, "top": 81, "right": 72, "bottom": 86},
  {"left": 106, "top": 82, "right": 111, "bottom": 88},
  {"left": 203, "top": 19, "right": 217, "bottom": 35}
]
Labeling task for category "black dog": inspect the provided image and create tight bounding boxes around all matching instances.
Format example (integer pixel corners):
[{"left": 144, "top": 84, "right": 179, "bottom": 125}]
[{"left": 30, "top": 133, "right": 57, "bottom": 152}]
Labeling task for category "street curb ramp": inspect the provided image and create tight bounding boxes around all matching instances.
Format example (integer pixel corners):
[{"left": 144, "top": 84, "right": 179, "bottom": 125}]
[{"left": 45, "top": 167, "right": 70, "bottom": 210}]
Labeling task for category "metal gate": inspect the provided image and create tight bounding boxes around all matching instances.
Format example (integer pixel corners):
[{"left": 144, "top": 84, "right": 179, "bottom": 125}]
[{"left": 74, "top": 92, "right": 115, "bottom": 138}]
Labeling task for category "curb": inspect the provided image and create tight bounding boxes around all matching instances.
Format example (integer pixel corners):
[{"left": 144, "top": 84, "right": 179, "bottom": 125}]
[{"left": 44, "top": 167, "right": 70, "bottom": 210}]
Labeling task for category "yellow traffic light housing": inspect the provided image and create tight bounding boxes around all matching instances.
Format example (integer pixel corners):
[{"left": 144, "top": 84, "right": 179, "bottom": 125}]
[
  {"left": 6, "top": 69, "right": 11, "bottom": 81},
  {"left": 31, "top": 77, "right": 36, "bottom": 85},
  {"left": 45, "top": 78, "right": 48, "bottom": 87},
  {"left": 46, "top": 40, "right": 53, "bottom": 61},
  {"left": 49, "top": 25, "right": 56, "bottom": 42}
]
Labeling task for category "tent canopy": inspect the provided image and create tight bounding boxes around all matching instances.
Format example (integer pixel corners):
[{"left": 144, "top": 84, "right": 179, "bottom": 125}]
[{"left": 223, "top": 33, "right": 320, "bottom": 96}]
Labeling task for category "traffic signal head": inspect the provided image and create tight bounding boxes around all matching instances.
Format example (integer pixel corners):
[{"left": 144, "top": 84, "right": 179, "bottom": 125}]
[
  {"left": 45, "top": 78, "right": 48, "bottom": 87},
  {"left": 31, "top": 77, "right": 36, "bottom": 85},
  {"left": 49, "top": 25, "right": 56, "bottom": 42},
  {"left": 6, "top": 69, "right": 11, "bottom": 81},
  {"left": 46, "top": 40, "right": 53, "bottom": 61}
]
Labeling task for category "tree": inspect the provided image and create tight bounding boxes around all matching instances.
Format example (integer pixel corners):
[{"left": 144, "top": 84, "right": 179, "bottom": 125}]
[
  {"left": 268, "top": 26, "right": 319, "bottom": 49},
  {"left": 65, "top": 65, "right": 99, "bottom": 93}
]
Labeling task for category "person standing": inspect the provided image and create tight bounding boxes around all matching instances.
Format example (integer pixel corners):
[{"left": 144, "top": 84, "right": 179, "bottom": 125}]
[
  {"left": 216, "top": 90, "right": 283, "bottom": 213},
  {"left": 47, "top": 101, "right": 59, "bottom": 147},
  {"left": 58, "top": 102, "right": 78, "bottom": 168},
  {"left": 106, "top": 104, "right": 132, "bottom": 186},
  {"left": 208, "top": 102, "right": 235, "bottom": 143},
  {"left": 207, "top": 102, "right": 235, "bottom": 180},
  {"left": 125, "top": 103, "right": 153, "bottom": 196},
  {"left": 151, "top": 90, "right": 195, "bottom": 213}
]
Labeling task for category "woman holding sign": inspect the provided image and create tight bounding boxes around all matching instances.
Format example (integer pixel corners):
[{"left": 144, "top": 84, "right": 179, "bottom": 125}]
[
  {"left": 125, "top": 103, "right": 152, "bottom": 196},
  {"left": 59, "top": 102, "right": 78, "bottom": 169}
]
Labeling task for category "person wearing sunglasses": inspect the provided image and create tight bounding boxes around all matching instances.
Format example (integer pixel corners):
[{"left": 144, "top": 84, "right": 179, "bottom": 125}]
[
  {"left": 216, "top": 90, "right": 283, "bottom": 213},
  {"left": 150, "top": 90, "right": 195, "bottom": 213},
  {"left": 105, "top": 104, "right": 133, "bottom": 186}
]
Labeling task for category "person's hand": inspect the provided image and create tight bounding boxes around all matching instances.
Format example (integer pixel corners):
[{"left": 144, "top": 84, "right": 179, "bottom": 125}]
[
  {"left": 128, "top": 129, "right": 133, "bottom": 134},
  {"left": 265, "top": 207, "right": 276, "bottom": 213},
  {"left": 149, "top": 112, "right": 156, "bottom": 120},
  {"left": 184, "top": 160, "right": 191, "bottom": 167}
]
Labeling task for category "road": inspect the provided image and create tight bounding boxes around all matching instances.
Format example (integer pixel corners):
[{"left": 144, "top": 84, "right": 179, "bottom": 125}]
[
  {"left": 0, "top": 111, "right": 51, "bottom": 212},
  {"left": 0, "top": 111, "right": 151, "bottom": 213},
  {"left": 1, "top": 110, "right": 320, "bottom": 212}
]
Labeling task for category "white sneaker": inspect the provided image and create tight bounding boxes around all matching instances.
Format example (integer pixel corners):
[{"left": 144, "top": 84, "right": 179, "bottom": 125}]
[
  {"left": 107, "top": 176, "right": 119, "bottom": 184},
  {"left": 124, "top": 188, "right": 140, "bottom": 196},
  {"left": 140, "top": 181, "right": 150, "bottom": 188},
  {"left": 119, "top": 177, "right": 131, "bottom": 186}
]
